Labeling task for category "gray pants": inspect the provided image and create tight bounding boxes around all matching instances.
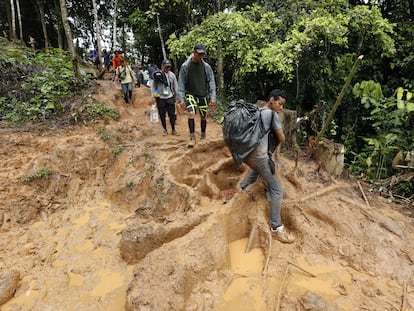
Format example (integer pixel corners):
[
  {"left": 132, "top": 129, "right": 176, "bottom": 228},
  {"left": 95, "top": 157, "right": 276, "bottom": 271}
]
[{"left": 240, "top": 156, "right": 283, "bottom": 229}]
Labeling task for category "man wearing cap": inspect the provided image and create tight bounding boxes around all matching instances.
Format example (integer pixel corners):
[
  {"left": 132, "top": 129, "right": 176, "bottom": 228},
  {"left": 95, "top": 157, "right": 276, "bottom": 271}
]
[
  {"left": 177, "top": 43, "right": 217, "bottom": 147},
  {"left": 151, "top": 59, "right": 179, "bottom": 135}
]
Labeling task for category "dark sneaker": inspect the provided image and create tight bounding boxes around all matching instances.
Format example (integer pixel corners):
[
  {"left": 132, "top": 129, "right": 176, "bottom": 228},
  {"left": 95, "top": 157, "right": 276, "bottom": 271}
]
[
  {"left": 271, "top": 225, "right": 295, "bottom": 243},
  {"left": 201, "top": 132, "right": 206, "bottom": 139},
  {"left": 163, "top": 129, "right": 168, "bottom": 135},
  {"left": 172, "top": 130, "right": 179, "bottom": 136}
]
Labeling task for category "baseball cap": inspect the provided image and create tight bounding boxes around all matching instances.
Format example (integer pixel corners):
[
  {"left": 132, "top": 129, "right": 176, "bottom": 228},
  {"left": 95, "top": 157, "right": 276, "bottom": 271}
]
[
  {"left": 194, "top": 43, "right": 206, "bottom": 54},
  {"left": 162, "top": 59, "right": 172, "bottom": 67}
]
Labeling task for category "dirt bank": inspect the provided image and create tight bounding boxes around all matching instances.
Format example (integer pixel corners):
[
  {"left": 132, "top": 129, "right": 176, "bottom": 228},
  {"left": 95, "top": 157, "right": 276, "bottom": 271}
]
[{"left": 0, "top": 79, "right": 413, "bottom": 310}]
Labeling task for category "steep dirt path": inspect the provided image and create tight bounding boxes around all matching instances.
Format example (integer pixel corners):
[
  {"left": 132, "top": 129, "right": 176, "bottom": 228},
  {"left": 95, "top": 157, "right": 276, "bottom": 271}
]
[{"left": 1, "top": 79, "right": 413, "bottom": 310}]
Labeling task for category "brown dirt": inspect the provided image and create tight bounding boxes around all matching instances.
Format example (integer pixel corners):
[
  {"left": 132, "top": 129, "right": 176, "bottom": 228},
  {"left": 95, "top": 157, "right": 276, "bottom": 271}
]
[{"left": 0, "top": 79, "right": 413, "bottom": 311}]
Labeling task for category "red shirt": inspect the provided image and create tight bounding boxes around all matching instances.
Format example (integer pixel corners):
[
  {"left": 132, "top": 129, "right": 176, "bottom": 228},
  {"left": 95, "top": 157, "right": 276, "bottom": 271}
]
[{"left": 112, "top": 54, "right": 123, "bottom": 70}]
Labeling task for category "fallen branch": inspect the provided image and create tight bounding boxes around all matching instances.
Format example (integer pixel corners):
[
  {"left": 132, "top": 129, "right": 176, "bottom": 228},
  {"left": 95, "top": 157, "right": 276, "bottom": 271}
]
[
  {"left": 357, "top": 180, "right": 371, "bottom": 207},
  {"left": 288, "top": 261, "right": 317, "bottom": 278},
  {"left": 293, "top": 184, "right": 349, "bottom": 203},
  {"left": 401, "top": 281, "right": 407, "bottom": 311},
  {"left": 262, "top": 229, "right": 272, "bottom": 276},
  {"left": 275, "top": 264, "right": 290, "bottom": 311}
]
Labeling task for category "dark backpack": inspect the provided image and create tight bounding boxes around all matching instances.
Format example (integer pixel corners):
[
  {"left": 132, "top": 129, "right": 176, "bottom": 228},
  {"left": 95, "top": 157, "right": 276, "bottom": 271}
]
[
  {"left": 152, "top": 70, "right": 168, "bottom": 86},
  {"left": 222, "top": 99, "right": 269, "bottom": 168}
]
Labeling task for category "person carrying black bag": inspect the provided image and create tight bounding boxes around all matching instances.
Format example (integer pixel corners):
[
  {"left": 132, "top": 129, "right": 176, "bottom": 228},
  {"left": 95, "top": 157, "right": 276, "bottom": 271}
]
[{"left": 239, "top": 89, "right": 295, "bottom": 244}]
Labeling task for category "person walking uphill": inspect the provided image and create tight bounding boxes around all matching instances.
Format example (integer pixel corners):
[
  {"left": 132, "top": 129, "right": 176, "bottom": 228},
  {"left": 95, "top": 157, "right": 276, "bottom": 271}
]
[
  {"left": 240, "top": 89, "right": 295, "bottom": 244},
  {"left": 177, "top": 43, "right": 217, "bottom": 147},
  {"left": 152, "top": 59, "right": 179, "bottom": 135},
  {"left": 113, "top": 58, "right": 134, "bottom": 104}
]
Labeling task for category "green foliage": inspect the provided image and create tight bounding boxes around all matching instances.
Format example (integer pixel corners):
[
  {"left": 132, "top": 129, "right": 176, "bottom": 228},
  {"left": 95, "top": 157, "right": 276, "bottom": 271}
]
[
  {"left": 23, "top": 168, "right": 54, "bottom": 182},
  {"left": 167, "top": 4, "right": 395, "bottom": 103},
  {"left": 352, "top": 80, "right": 383, "bottom": 109},
  {"left": 112, "top": 146, "right": 124, "bottom": 157},
  {"left": 0, "top": 48, "right": 78, "bottom": 122},
  {"left": 97, "top": 128, "right": 113, "bottom": 141},
  {"left": 72, "top": 103, "right": 120, "bottom": 123},
  {"left": 350, "top": 83, "right": 414, "bottom": 180}
]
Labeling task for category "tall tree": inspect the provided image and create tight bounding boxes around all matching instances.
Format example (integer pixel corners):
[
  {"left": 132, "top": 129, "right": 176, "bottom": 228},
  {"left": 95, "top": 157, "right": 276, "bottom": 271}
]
[
  {"left": 112, "top": 0, "right": 118, "bottom": 50},
  {"left": 92, "top": 0, "right": 103, "bottom": 70},
  {"left": 53, "top": 0, "right": 64, "bottom": 49},
  {"left": 59, "top": 0, "right": 81, "bottom": 81},
  {"left": 35, "top": 0, "right": 49, "bottom": 48},
  {"left": 15, "top": 0, "right": 22, "bottom": 42},
  {"left": 9, "top": 0, "right": 16, "bottom": 39}
]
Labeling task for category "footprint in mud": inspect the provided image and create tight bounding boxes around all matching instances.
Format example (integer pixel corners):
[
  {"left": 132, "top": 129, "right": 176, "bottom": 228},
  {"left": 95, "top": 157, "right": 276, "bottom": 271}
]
[{"left": 169, "top": 140, "right": 247, "bottom": 201}]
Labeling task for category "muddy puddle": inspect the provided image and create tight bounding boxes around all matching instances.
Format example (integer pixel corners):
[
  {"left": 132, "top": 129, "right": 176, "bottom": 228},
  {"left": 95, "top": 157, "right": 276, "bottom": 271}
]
[{"left": 1, "top": 202, "right": 134, "bottom": 311}]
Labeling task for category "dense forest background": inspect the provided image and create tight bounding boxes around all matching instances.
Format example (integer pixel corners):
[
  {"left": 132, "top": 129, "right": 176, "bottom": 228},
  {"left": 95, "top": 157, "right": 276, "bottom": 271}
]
[{"left": 0, "top": 0, "right": 413, "bottom": 199}]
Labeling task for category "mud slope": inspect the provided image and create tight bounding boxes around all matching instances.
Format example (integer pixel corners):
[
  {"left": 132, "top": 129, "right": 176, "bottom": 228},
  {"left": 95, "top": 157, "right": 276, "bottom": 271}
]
[{"left": 0, "top": 79, "right": 413, "bottom": 311}]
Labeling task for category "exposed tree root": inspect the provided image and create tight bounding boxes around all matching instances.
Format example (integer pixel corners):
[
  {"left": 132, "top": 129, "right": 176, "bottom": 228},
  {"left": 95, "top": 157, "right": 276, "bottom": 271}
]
[{"left": 293, "top": 184, "right": 349, "bottom": 203}]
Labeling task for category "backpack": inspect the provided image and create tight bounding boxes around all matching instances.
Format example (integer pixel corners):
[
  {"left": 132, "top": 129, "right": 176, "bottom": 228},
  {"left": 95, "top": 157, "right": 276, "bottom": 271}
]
[
  {"left": 152, "top": 70, "right": 168, "bottom": 86},
  {"left": 119, "top": 66, "right": 126, "bottom": 80},
  {"left": 222, "top": 99, "right": 268, "bottom": 168}
]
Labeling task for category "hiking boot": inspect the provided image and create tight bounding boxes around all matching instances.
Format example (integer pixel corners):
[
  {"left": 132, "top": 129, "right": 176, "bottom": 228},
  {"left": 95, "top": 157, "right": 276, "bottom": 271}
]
[
  {"left": 188, "top": 134, "right": 196, "bottom": 147},
  {"left": 271, "top": 225, "right": 295, "bottom": 243},
  {"left": 201, "top": 132, "right": 206, "bottom": 139},
  {"left": 163, "top": 129, "right": 168, "bottom": 135}
]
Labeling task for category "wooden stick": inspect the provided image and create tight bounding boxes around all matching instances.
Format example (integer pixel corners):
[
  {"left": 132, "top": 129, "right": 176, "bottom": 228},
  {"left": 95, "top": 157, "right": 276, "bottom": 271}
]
[
  {"left": 262, "top": 228, "right": 272, "bottom": 276},
  {"left": 357, "top": 180, "right": 371, "bottom": 207},
  {"left": 314, "top": 55, "right": 364, "bottom": 149},
  {"left": 401, "top": 281, "right": 407, "bottom": 311},
  {"left": 245, "top": 224, "right": 257, "bottom": 254},
  {"left": 275, "top": 264, "right": 290, "bottom": 311},
  {"left": 288, "top": 261, "right": 317, "bottom": 278}
]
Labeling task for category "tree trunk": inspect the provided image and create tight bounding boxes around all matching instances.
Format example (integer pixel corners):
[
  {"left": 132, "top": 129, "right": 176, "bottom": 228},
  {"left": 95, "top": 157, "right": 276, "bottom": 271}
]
[
  {"left": 112, "top": 0, "right": 117, "bottom": 50},
  {"left": 16, "top": 0, "right": 23, "bottom": 42},
  {"left": 92, "top": 0, "right": 103, "bottom": 70},
  {"left": 10, "top": 0, "right": 16, "bottom": 39},
  {"left": 216, "top": 44, "right": 225, "bottom": 103},
  {"left": 156, "top": 13, "right": 166, "bottom": 60},
  {"left": 214, "top": 0, "right": 225, "bottom": 102},
  {"left": 35, "top": 0, "right": 49, "bottom": 49},
  {"left": 54, "top": 0, "right": 64, "bottom": 49},
  {"left": 59, "top": 0, "right": 81, "bottom": 82}
]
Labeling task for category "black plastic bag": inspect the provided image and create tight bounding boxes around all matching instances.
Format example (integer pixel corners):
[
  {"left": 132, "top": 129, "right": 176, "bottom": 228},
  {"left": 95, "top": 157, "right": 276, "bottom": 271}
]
[{"left": 222, "top": 99, "right": 266, "bottom": 168}]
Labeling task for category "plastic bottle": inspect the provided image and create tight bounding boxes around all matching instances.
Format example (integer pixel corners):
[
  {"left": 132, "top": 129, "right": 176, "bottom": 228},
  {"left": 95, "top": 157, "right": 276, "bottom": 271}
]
[{"left": 150, "top": 104, "right": 159, "bottom": 123}]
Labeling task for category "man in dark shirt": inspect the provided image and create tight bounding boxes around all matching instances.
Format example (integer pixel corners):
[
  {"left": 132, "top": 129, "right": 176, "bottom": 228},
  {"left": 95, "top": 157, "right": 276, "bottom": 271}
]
[{"left": 177, "top": 43, "right": 217, "bottom": 147}]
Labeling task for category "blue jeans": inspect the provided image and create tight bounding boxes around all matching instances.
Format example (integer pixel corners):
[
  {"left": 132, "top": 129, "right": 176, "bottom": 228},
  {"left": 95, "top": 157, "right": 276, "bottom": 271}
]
[
  {"left": 241, "top": 156, "right": 283, "bottom": 229},
  {"left": 121, "top": 82, "right": 133, "bottom": 103}
]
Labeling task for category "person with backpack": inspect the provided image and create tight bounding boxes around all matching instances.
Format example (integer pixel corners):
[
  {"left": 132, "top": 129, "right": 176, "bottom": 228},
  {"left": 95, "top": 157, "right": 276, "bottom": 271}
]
[
  {"left": 239, "top": 89, "right": 295, "bottom": 243},
  {"left": 177, "top": 43, "right": 217, "bottom": 147},
  {"left": 113, "top": 58, "right": 134, "bottom": 104},
  {"left": 151, "top": 59, "right": 179, "bottom": 135}
]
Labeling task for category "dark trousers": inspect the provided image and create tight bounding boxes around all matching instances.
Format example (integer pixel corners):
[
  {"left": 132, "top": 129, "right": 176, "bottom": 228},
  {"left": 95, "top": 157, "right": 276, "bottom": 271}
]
[{"left": 156, "top": 97, "right": 176, "bottom": 131}]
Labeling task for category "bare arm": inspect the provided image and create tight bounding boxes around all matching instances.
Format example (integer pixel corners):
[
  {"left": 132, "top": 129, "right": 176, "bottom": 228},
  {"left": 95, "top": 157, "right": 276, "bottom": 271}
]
[{"left": 275, "top": 128, "right": 285, "bottom": 143}]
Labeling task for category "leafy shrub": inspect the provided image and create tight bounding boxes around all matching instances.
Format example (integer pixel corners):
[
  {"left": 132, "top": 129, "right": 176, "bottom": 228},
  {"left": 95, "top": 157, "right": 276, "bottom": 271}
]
[
  {"left": 0, "top": 48, "right": 78, "bottom": 122},
  {"left": 72, "top": 102, "right": 120, "bottom": 122},
  {"left": 351, "top": 83, "right": 414, "bottom": 180},
  {"left": 23, "top": 168, "right": 54, "bottom": 182}
]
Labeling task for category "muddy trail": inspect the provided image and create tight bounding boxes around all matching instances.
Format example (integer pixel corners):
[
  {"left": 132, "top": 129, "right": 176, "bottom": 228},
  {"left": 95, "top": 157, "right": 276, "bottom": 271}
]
[{"left": 0, "top": 78, "right": 413, "bottom": 311}]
